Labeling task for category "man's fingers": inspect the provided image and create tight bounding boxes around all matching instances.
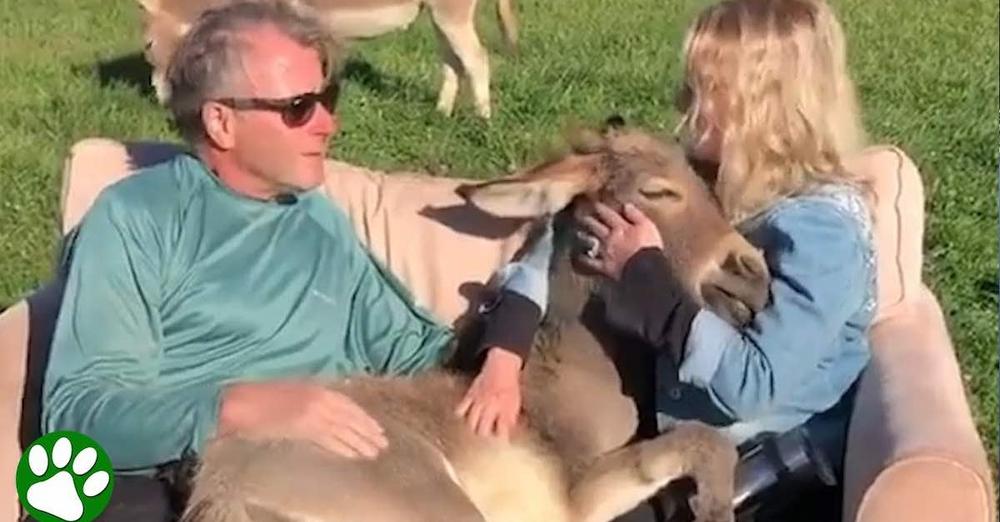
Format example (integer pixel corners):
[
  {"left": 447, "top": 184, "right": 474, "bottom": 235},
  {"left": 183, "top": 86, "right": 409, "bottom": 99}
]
[
  {"left": 322, "top": 402, "right": 388, "bottom": 450},
  {"left": 332, "top": 422, "right": 385, "bottom": 459},
  {"left": 319, "top": 433, "right": 363, "bottom": 459},
  {"left": 327, "top": 394, "right": 386, "bottom": 439}
]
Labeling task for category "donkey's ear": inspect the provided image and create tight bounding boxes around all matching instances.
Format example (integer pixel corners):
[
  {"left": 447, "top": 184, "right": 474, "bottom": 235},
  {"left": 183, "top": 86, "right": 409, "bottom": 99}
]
[
  {"left": 458, "top": 169, "right": 597, "bottom": 218},
  {"left": 457, "top": 179, "right": 580, "bottom": 218}
]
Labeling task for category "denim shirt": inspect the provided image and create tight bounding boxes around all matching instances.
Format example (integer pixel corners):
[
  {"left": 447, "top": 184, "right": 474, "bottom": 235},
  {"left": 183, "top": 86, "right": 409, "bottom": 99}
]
[
  {"left": 499, "top": 184, "right": 876, "bottom": 446},
  {"left": 661, "top": 185, "right": 876, "bottom": 444}
]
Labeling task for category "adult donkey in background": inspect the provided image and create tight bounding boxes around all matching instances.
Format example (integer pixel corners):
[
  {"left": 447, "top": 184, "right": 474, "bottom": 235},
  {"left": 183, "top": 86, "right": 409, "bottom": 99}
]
[
  {"left": 137, "top": 0, "right": 517, "bottom": 118},
  {"left": 180, "top": 123, "right": 771, "bottom": 522}
]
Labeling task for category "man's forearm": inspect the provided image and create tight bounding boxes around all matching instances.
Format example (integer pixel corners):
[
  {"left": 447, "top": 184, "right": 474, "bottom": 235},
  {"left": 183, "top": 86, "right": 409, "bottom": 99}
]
[{"left": 43, "top": 380, "right": 224, "bottom": 473}]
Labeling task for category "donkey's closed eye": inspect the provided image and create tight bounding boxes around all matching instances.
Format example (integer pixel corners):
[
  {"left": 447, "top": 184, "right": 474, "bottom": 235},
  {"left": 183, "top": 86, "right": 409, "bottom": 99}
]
[
  {"left": 638, "top": 187, "right": 681, "bottom": 200},
  {"left": 638, "top": 179, "right": 683, "bottom": 200}
]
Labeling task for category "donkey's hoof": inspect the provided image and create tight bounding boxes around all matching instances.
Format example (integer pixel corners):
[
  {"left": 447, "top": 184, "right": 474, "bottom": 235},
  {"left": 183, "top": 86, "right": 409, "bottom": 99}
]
[
  {"left": 689, "top": 490, "right": 734, "bottom": 522},
  {"left": 652, "top": 422, "right": 737, "bottom": 522}
]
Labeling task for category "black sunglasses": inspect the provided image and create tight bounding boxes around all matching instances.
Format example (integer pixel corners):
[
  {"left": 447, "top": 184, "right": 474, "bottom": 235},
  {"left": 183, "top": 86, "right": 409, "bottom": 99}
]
[{"left": 215, "top": 82, "right": 340, "bottom": 127}]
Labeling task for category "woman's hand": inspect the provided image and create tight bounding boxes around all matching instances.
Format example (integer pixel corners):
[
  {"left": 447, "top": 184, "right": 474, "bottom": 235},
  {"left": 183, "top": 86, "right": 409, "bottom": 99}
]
[
  {"left": 575, "top": 201, "right": 664, "bottom": 280},
  {"left": 455, "top": 348, "right": 523, "bottom": 440}
]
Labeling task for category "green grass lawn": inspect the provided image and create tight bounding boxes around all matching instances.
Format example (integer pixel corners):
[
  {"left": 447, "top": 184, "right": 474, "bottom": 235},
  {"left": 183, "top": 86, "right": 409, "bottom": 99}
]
[{"left": 1, "top": 0, "right": 996, "bottom": 471}]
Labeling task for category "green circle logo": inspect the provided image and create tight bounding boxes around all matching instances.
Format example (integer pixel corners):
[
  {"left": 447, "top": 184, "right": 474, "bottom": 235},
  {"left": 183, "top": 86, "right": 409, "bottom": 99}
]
[{"left": 16, "top": 431, "right": 115, "bottom": 522}]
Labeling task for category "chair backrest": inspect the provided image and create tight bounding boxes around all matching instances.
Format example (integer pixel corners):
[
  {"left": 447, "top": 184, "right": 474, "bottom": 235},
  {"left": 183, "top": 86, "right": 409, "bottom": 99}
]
[
  {"left": 60, "top": 139, "right": 184, "bottom": 235},
  {"left": 0, "top": 302, "right": 30, "bottom": 521},
  {"left": 59, "top": 138, "right": 533, "bottom": 328},
  {"left": 60, "top": 139, "right": 929, "bottom": 326},
  {"left": 842, "top": 145, "right": 926, "bottom": 323}
]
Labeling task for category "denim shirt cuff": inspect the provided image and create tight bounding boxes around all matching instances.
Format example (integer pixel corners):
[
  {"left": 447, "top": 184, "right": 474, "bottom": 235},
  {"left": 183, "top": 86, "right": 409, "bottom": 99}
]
[
  {"left": 494, "top": 220, "right": 554, "bottom": 312},
  {"left": 495, "top": 262, "right": 548, "bottom": 312},
  {"left": 678, "top": 310, "right": 734, "bottom": 387}
]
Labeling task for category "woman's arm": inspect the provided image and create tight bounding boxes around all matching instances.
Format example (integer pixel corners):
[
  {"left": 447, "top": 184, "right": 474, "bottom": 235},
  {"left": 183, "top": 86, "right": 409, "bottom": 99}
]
[
  {"left": 475, "top": 218, "right": 554, "bottom": 360},
  {"left": 679, "top": 200, "right": 872, "bottom": 419},
  {"left": 456, "top": 219, "right": 553, "bottom": 438},
  {"left": 608, "top": 199, "right": 872, "bottom": 420}
]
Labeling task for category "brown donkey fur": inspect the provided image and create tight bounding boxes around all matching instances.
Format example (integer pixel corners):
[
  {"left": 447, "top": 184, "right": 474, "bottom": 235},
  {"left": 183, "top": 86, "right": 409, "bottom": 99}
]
[
  {"left": 179, "top": 123, "right": 771, "bottom": 522},
  {"left": 137, "top": 0, "right": 517, "bottom": 118}
]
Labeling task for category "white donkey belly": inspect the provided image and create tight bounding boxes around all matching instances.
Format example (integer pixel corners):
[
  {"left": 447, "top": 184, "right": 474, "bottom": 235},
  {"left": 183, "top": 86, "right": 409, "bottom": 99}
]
[
  {"left": 451, "top": 442, "right": 572, "bottom": 522},
  {"left": 321, "top": 3, "right": 422, "bottom": 39}
]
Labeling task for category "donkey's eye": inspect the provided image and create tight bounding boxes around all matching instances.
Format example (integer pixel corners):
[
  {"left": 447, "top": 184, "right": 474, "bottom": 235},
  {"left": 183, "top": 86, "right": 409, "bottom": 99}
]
[
  {"left": 638, "top": 188, "right": 675, "bottom": 199},
  {"left": 638, "top": 182, "right": 681, "bottom": 200},
  {"left": 638, "top": 177, "right": 683, "bottom": 200}
]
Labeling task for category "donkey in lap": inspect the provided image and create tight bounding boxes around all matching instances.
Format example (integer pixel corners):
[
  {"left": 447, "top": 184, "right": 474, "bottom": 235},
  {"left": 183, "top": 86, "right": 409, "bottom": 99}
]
[{"left": 180, "top": 123, "right": 771, "bottom": 522}]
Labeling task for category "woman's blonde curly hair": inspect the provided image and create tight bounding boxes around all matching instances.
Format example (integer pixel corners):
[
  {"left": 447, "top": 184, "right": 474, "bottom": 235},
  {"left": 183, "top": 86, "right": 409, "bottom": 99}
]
[{"left": 676, "top": 0, "right": 870, "bottom": 222}]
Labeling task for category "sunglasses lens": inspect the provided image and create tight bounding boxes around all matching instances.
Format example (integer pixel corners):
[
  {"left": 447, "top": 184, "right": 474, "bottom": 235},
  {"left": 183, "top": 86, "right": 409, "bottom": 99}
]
[
  {"left": 322, "top": 83, "right": 340, "bottom": 114},
  {"left": 282, "top": 97, "right": 316, "bottom": 127}
]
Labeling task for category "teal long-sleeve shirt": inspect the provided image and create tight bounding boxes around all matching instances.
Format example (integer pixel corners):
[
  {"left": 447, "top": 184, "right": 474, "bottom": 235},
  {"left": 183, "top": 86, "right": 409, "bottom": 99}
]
[{"left": 42, "top": 153, "right": 454, "bottom": 474}]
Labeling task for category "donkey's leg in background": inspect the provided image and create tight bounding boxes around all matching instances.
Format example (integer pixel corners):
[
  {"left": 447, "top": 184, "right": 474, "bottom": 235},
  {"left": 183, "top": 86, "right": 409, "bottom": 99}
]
[
  {"left": 432, "top": 23, "right": 464, "bottom": 116},
  {"left": 429, "top": 2, "right": 491, "bottom": 118}
]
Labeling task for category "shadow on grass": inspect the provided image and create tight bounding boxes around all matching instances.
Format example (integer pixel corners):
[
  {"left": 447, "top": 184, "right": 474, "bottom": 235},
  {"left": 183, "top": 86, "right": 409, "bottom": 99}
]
[
  {"left": 976, "top": 274, "right": 998, "bottom": 302},
  {"left": 342, "top": 57, "right": 433, "bottom": 104},
  {"left": 82, "top": 52, "right": 156, "bottom": 100}
]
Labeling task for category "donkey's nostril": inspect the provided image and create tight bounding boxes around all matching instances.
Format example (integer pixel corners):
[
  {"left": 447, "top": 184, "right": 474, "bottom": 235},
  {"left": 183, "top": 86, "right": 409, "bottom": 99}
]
[
  {"left": 739, "top": 251, "right": 769, "bottom": 279},
  {"left": 712, "top": 246, "right": 771, "bottom": 319}
]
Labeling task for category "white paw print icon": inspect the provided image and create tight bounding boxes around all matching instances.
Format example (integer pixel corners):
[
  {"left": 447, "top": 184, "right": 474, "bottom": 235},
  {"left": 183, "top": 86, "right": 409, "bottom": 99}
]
[{"left": 23, "top": 435, "right": 111, "bottom": 521}]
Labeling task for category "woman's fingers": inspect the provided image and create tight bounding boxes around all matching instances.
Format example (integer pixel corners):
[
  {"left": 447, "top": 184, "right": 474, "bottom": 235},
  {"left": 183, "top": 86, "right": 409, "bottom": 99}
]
[
  {"left": 475, "top": 401, "right": 501, "bottom": 437},
  {"left": 578, "top": 215, "right": 611, "bottom": 239},
  {"left": 591, "top": 201, "right": 628, "bottom": 230},
  {"left": 455, "top": 390, "right": 475, "bottom": 417},
  {"left": 466, "top": 398, "right": 487, "bottom": 431},
  {"left": 622, "top": 203, "right": 648, "bottom": 225},
  {"left": 495, "top": 401, "right": 519, "bottom": 440},
  {"left": 576, "top": 253, "right": 608, "bottom": 277}
]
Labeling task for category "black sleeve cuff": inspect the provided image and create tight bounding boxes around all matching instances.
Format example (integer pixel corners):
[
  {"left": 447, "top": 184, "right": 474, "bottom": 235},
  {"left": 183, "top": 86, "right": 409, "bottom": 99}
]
[
  {"left": 476, "top": 289, "right": 541, "bottom": 363},
  {"left": 603, "top": 247, "right": 701, "bottom": 365}
]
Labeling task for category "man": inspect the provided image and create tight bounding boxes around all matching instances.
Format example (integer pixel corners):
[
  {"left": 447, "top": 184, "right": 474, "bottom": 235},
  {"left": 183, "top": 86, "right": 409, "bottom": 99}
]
[{"left": 41, "top": 1, "right": 541, "bottom": 518}]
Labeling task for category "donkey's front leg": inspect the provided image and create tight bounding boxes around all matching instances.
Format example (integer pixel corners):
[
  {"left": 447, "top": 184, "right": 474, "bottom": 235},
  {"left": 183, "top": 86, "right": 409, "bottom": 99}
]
[{"left": 569, "top": 421, "right": 737, "bottom": 522}]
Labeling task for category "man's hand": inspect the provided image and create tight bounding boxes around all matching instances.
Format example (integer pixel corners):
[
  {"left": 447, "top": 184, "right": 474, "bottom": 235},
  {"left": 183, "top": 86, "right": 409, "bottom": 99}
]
[
  {"left": 218, "top": 380, "right": 388, "bottom": 459},
  {"left": 575, "top": 201, "right": 664, "bottom": 280},
  {"left": 455, "top": 348, "right": 523, "bottom": 440}
]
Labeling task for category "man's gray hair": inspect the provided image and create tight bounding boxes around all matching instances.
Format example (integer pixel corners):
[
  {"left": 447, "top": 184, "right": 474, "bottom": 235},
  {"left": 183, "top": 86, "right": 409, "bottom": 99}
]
[{"left": 165, "top": 0, "right": 340, "bottom": 144}]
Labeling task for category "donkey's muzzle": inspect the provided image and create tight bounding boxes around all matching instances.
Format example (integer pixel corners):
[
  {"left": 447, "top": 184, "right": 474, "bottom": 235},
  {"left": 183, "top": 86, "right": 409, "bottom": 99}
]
[{"left": 699, "top": 236, "right": 771, "bottom": 326}]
